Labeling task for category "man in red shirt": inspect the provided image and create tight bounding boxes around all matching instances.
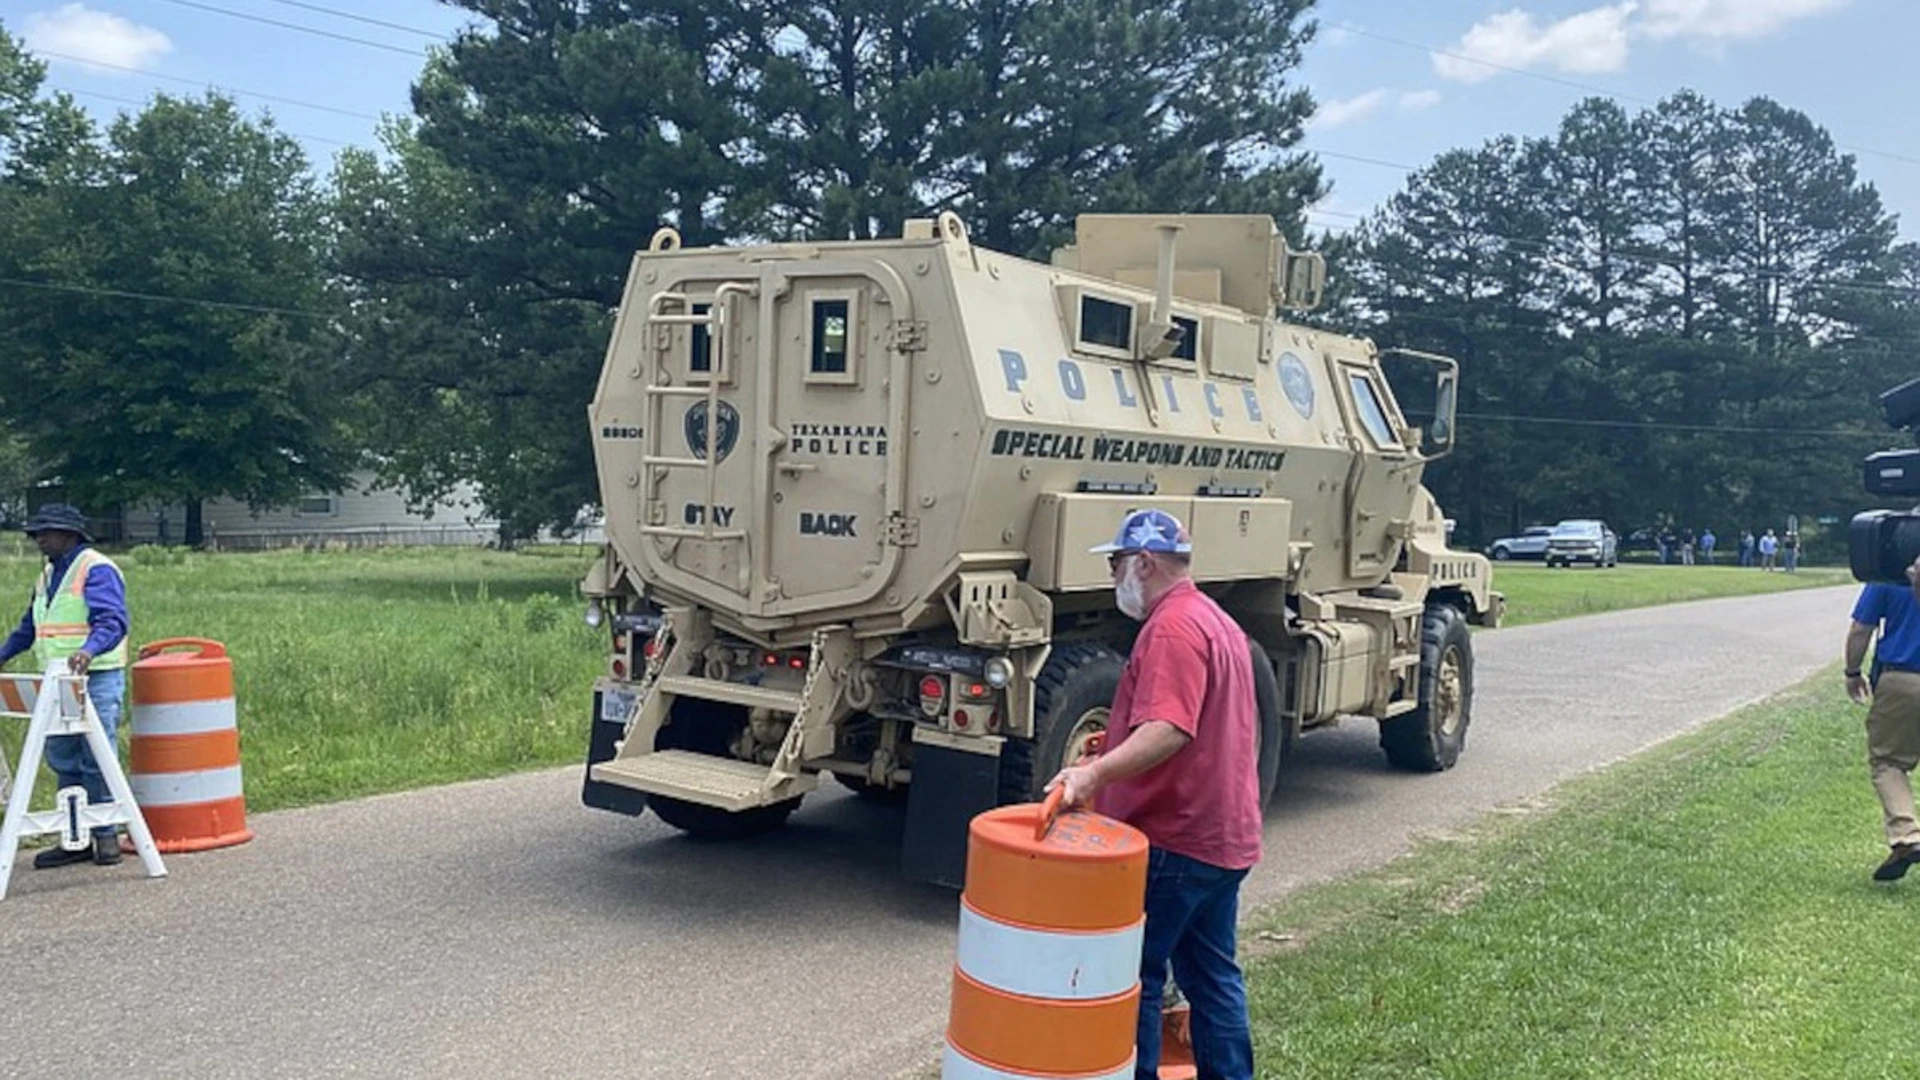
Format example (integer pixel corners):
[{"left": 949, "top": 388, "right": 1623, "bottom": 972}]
[{"left": 1051, "top": 508, "right": 1262, "bottom": 1080}]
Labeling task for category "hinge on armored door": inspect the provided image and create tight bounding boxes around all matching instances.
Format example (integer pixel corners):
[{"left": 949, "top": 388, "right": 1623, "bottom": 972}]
[
  {"left": 884, "top": 514, "right": 920, "bottom": 547},
  {"left": 891, "top": 321, "right": 927, "bottom": 352}
]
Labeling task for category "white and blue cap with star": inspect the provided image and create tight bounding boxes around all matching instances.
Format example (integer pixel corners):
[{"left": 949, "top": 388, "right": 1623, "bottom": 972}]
[{"left": 1089, "top": 508, "right": 1193, "bottom": 555}]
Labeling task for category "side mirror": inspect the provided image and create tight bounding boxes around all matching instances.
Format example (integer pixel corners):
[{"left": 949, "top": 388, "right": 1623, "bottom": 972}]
[
  {"left": 1278, "top": 250, "right": 1326, "bottom": 312},
  {"left": 1427, "top": 369, "right": 1458, "bottom": 454}
]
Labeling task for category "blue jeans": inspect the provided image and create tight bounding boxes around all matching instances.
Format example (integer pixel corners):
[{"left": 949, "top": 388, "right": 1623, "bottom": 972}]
[
  {"left": 1136, "top": 848, "right": 1254, "bottom": 1080},
  {"left": 45, "top": 667, "right": 125, "bottom": 839}
]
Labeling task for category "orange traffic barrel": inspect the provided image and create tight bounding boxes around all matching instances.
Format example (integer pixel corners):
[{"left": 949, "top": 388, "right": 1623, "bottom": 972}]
[
  {"left": 128, "top": 639, "right": 253, "bottom": 852},
  {"left": 944, "top": 788, "right": 1150, "bottom": 1080}
]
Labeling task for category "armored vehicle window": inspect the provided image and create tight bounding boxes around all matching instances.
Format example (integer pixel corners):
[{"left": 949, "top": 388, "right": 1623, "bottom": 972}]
[
  {"left": 1348, "top": 372, "right": 1401, "bottom": 448},
  {"left": 690, "top": 303, "right": 712, "bottom": 373},
  {"left": 811, "top": 299, "right": 851, "bottom": 375},
  {"left": 1172, "top": 315, "right": 1199, "bottom": 362},
  {"left": 1079, "top": 295, "right": 1134, "bottom": 353}
]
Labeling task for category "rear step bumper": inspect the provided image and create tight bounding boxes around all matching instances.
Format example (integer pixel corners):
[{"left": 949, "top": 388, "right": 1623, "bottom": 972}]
[
  {"left": 591, "top": 750, "right": 818, "bottom": 811},
  {"left": 652, "top": 675, "right": 803, "bottom": 715}
]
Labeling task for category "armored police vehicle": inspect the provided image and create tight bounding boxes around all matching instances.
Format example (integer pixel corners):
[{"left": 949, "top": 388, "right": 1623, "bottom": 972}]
[{"left": 579, "top": 213, "right": 1501, "bottom": 883}]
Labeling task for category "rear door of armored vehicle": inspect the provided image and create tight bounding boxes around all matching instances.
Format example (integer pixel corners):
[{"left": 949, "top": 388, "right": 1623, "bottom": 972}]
[
  {"left": 637, "top": 258, "right": 914, "bottom": 621},
  {"left": 761, "top": 268, "right": 913, "bottom": 616}
]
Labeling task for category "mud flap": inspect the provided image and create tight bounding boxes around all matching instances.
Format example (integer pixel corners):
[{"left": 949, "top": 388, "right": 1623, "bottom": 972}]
[
  {"left": 583, "top": 686, "right": 647, "bottom": 816},
  {"left": 901, "top": 743, "right": 1000, "bottom": 888}
]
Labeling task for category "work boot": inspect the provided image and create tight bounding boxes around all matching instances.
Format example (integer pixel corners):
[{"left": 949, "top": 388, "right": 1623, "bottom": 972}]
[
  {"left": 1872, "top": 843, "right": 1920, "bottom": 882},
  {"left": 33, "top": 844, "right": 92, "bottom": 870},
  {"left": 92, "top": 832, "right": 122, "bottom": 866}
]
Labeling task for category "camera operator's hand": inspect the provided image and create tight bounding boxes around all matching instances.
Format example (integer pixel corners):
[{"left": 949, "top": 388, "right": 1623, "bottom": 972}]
[{"left": 1848, "top": 671, "right": 1872, "bottom": 705}]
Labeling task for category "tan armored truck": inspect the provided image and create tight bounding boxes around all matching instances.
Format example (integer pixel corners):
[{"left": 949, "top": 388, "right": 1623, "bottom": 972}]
[{"left": 579, "top": 213, "right": 1502, "bottom": 884}]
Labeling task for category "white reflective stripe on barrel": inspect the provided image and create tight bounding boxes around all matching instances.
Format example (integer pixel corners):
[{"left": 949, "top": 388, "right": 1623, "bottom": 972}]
[
  {"left": 0, "top": 677, "right": 84, "bottom": 717},
  {"left": 131, "top": 765, "right": 245, "bottom": 806},
  {"left": 942, "top": 1043, "right": 1134, "bottom": 1080},
  {"left": 956, "top": 900, "right": 1144, "bottom": 1001},
  {"left": 132, "top": 698, "right": 237, "bottom": 736}
]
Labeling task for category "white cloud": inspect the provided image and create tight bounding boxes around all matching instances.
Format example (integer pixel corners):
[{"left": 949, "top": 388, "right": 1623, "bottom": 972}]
[
  {"left": 1320, "top": 24, "right": 1354, "bottom": 48},
  {"left": 22, "top": 4, "right": 173, "bottom": 73},
  {"left": 1431, "top": 0, "right": 1850, "bottom": 84},
  {"left": 1637, "top": 0, "right": 1849, "bottom": 41},
  {"left": 1433, "top": 4, "right": 1636, "bottom": 84},
  {"left": 1400, "top": 89, "right": 1444, "bottom": 111},
  {"left": 1308, "top": 88, "right": 1390, "bottom": 131}
]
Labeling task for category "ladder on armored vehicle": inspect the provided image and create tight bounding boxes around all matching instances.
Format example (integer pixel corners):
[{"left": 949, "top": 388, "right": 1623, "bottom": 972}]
[{"left": 640, "top": 280, "right": 756, "bottom": 551}]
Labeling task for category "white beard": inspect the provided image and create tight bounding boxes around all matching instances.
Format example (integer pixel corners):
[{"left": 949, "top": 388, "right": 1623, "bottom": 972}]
[{"left": 1116, "top": 561, "right": 1149, "bottom": 621}]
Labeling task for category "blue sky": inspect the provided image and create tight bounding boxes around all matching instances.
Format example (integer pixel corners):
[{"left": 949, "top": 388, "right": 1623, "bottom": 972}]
[{"left": 9, "top": 0, "right": 1916, "bottom": 242}]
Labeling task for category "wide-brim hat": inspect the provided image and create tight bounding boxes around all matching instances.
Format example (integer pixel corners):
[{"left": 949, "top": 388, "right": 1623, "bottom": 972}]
[{"left": 22, "top": 503, "right": 92, "bottom": 543}]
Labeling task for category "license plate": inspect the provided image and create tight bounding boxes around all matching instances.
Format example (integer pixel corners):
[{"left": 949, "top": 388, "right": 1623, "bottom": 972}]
[{"left": 600, "top": 688, "right": 638, "bottom": 724}]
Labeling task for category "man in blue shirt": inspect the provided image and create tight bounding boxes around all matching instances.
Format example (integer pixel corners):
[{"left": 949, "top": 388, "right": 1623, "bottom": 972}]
[
  {"left": 1846, "top": 554, "right": 1920, "bottom": 881},
  {"left": 0, "top": 504, "right": 131, "bottom": 868}
]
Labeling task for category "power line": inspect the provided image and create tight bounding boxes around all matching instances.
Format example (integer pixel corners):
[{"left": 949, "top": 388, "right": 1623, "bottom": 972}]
[
  {"left": 1303, "top": 145, "right": 1422, "bottom": 173},
  {"left": 0, "top": 276, "right": 335, "bottom": 320},
  {"left": 148, "top": 0, "right": 427, "bottom": 56},
  {"left": 254, "top": 0, "right": 454, "bottom": 40},
  {"left": 0, "top": 276, "right": 1872, "bottom": 439},
  {"left": 1356, "top": 302, "right": 1920, "bottom": 354},
  {"left": 32, "top": 49, "right": 383, "bottom": 121},
  {"left": 1456, "top": 411, "right": 1884, "bottom": 439},
  {"left": 1331, "top": 21, "right": 1920, "bottom": 169},
  {"left": 63, "top": 88, "right": 359, "bottom": 147},
  {"left": 1302, "top": 207, "right": 1920, "bottom": 300}
]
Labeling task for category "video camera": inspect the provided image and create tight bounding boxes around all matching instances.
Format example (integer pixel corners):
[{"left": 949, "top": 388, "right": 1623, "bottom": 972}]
[{"left": 1852, "top": 377, "right": 1920, "bottom": 584}]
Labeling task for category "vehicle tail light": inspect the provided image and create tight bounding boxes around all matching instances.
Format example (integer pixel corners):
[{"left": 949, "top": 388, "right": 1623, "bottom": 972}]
[
  {"left": 918, "top": 674, "right": 946, "bottom": 717},
  {"left": 611, "top": 658, "right": 628, "bottom": 680},
  {"left": 763, "top": 653, "right": 779, "bottom": 667},
  {"left": 788, "top": 656, "right": 806, "bottom": 670},
  {"left": 953, "top": 709, "right": 971, "bottom": 730},
  {"left": 642, "top": 638, "right": 658, "bottom": 659}
]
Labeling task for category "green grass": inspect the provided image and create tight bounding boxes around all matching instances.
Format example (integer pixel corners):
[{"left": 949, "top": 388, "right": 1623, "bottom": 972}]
[
  {"left": 1245, "top": 675, "right": 1919, "bottom": 1079},
  {"left": 0, "top": 528, "right": 1856, "bottom": 820},
  {"left": 0, "top": 541, "right": 600, "bottom": 813},
  {"left": 1493, "top": 562, "right": 1850, "bottom": 627}
]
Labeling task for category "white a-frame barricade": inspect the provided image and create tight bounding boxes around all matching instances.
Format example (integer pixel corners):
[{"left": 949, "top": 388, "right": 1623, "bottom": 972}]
[{"left": 0, "top": 662, "right": 166, "bottom": 899}]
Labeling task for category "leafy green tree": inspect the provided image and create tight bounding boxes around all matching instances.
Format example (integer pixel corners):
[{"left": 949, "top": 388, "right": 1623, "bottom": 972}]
[
  {"left": 341, "top": 0, "right": 1326, "bottom": 537},
  {"left": 0, "top": 93, "right": 353, "bottom": 544},
  {"left": 1343, "top": 90, "right": 1907, "bottom": 546}
]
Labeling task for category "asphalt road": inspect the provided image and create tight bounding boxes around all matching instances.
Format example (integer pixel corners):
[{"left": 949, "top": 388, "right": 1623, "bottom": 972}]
[{"left": 0, "top": 586, "right": 1855, "bottom": 1080}]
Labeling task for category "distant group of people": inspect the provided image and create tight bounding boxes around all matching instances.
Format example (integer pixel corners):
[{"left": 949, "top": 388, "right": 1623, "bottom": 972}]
[{"left": 1654, "top": 525, "right": 1800, "bottom": 572}]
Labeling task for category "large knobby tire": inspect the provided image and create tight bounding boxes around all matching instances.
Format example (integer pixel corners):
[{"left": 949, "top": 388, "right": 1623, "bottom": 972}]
[
  {"left": 1379, "top": 604, "right": 1474, "bottom": 772},
  {"left": 1250, "top": 640, "right": 1288, "bottom": 807},
  {"left": 999, "top": 643, "right": 1124, "bottom": 805},
  {"left": 648, "top": 697, "right": 803, "bottom": 839}
]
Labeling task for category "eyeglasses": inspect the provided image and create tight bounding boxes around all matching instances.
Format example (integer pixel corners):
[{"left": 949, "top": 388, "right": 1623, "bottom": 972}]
[{"left": 1107, "top": 551, "right": 1143, "bottom": 572}]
